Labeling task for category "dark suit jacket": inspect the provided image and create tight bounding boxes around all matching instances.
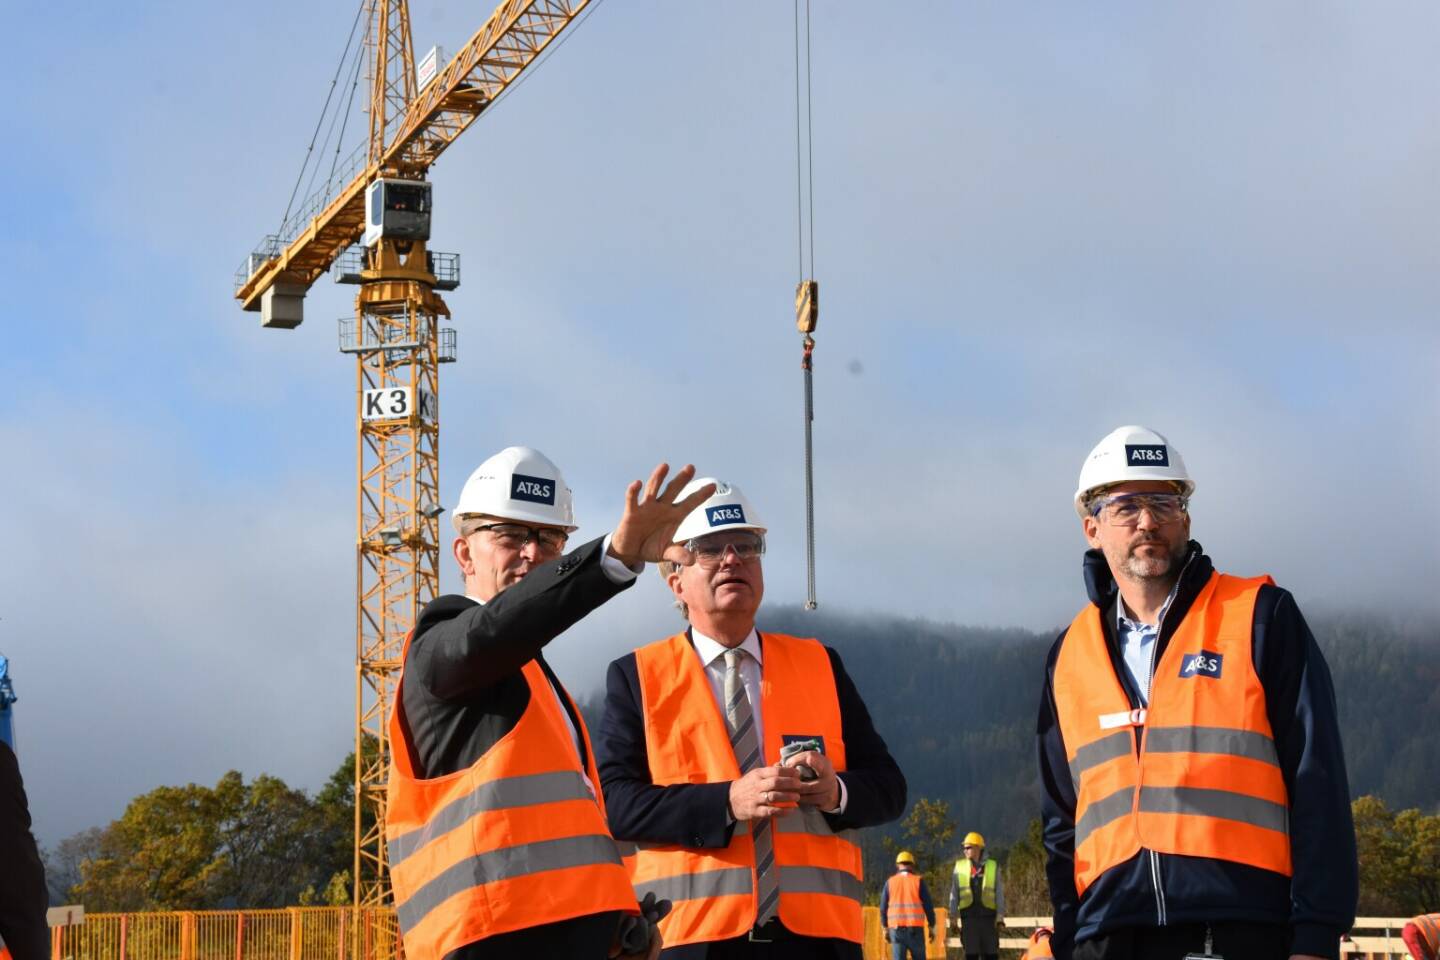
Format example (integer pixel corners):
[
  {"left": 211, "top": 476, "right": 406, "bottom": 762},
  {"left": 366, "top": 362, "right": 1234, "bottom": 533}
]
[
  {"left": 597, "top": 630, "right": 907, "bottom": 960},
  {"left": 398, "top": 537, "right": 634, "bottom": 960},
  {"left": 0, "top": 741, "right": 49, "bottom": 960}
]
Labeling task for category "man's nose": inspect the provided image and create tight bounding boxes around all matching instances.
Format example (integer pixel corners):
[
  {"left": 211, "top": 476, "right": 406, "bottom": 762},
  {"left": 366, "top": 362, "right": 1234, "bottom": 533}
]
[{"left": 519, "top": 538, "right": 544, "bottom": 562}]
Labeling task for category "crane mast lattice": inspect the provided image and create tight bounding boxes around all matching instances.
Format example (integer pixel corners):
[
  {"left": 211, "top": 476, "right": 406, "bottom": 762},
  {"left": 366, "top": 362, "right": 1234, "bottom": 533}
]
[{"left": 233, "top": 0, "right": 593, "bottom": 923}]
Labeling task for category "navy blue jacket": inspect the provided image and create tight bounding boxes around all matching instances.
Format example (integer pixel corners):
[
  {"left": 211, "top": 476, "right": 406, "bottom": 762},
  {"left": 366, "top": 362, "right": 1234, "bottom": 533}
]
[
  {"left": 0, "top": 741, "right": 49, "bottom": 960},
  {"left": 597, "top": 631, "right": 907, "bottom": 959},
  {"left": 1036, "top": 543, "right": 1357, "bottom": 960},
  {"left": 399, "top": 538, "right": 635, "bottom": 960}
]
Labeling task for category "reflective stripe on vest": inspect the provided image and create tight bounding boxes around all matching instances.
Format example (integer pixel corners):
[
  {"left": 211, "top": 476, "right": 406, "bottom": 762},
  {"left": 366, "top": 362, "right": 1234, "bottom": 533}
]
[
  {"left": 629, "top": 632, "right": 863, "bottom": 946},
  {"left": 886, "top": 872, "right": 926, "bottom": 927},
  {"left": 1054, "top": 572, "right": 1291, "bottom": 896},
  {"left": 386, "top": 648, "right": 637, "bottom": 959},
  {"left": 953, "top": 858, "right": 997, "bottom": 910},
  {"left": 1414, "top": 914, "right": 1440, "bottom": 955}
]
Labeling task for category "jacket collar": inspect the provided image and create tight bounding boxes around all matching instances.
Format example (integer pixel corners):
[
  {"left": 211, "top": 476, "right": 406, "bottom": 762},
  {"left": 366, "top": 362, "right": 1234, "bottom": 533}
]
[
  {"left": 1081, "top": 541, "right": 1215, "bottom": 708},
  {"left": 1082, "top": 539, "right": 1210, "bottom": 610}
]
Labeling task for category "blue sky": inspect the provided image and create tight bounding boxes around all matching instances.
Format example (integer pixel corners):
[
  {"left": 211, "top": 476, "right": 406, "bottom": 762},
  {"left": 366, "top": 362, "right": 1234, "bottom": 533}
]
[{"left": 4, "top": 1, "right": 1437, "bottom": 847}]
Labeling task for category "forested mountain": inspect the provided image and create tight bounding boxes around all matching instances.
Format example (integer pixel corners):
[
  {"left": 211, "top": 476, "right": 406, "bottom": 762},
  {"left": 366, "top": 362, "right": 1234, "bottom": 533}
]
[
  {"left": 55, "top": 609, "right": 1435, "bottom": 911},
  {"left": 766, "top": 606, "right": 1440, "bottom": 848},
  {"left": 584, "top": 606, "right": 1440, "bottom": 856}
]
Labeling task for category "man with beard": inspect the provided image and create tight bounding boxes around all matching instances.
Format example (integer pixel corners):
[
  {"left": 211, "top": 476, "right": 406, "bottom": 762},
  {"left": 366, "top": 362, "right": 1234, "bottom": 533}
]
[{"left": 1036, "top": 426, "right": 1356, "bottom": 960}]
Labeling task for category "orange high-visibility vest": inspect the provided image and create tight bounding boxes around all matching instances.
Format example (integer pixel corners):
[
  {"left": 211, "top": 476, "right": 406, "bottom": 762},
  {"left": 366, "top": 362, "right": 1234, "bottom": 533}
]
[
  {"left": 1054, "top": 572, "right": 1291, "bottom": 896},
  {"left": 386, "top": 636, "right": 637, "bottom": 960},
  {"left": 886, "top": 872, "right": 926, "bottom": 927},
  {"left": 1410, "top": 914, "right": 1440, "bottom": 959},
  {"left": 1025, "top": 929, "right": 1055, "bottom": 959},
  {"left": 628, "top": 632, "right": 863, "bottom": 946}
]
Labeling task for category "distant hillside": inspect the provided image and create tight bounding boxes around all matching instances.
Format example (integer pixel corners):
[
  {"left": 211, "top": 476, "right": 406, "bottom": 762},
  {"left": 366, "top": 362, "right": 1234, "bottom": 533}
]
[{"left": 583, "top": 606, "right": 1440, "bottom": 857}]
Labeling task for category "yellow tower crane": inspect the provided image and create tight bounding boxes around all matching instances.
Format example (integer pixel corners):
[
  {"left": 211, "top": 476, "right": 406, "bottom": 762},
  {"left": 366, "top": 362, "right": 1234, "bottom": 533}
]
[{"left": 233, "top": 0, "right": 595, "bottom": 921}]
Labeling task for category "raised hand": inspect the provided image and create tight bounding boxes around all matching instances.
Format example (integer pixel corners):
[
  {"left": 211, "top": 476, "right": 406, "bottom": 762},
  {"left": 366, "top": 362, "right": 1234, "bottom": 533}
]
[{"left": 607, "top": 464, "right": 716, "bottom": 567}]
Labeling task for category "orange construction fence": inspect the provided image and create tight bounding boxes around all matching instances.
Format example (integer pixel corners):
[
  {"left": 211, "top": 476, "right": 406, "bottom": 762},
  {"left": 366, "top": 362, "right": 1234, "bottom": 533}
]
[
  {"left": 50, "top": 909, "right": 397, "bottom": 960},
  {"left": 46, "top": 909, "right": 1419, "bottom": 960}
]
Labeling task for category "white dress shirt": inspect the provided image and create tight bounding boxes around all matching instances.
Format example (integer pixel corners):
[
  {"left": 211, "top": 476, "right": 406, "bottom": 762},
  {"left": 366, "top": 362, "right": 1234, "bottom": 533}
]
[
  {"left": 690, "top": 627, "right": 847, "bottom": 814},
  {"left": 465, "top": 533, "right": 639, "bottom": 796}
]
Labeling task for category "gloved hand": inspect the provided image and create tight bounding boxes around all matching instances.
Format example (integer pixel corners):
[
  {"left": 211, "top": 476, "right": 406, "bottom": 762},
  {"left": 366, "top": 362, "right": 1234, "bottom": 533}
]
[
  {"left": 996, "top": 916, "right": 1005, "bottom": 930},
  {"left": 610, "top": 893, "right": 672, "bottom": 959},
  {"left": 884, "top": 929, "right": 893, "bottom": 943},
  {"left": 927, "top": 927, "right": 934, "bottom": 943}
]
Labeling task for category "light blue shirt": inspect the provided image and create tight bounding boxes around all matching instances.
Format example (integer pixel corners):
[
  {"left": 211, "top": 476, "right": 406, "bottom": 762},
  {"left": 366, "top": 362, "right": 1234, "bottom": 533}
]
[{"left": 1115, "top": 580, "right": 1181, "bottom": 706}]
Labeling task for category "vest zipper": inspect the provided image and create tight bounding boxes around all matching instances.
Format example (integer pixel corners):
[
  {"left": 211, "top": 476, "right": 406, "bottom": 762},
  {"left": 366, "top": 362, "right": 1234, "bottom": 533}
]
[
  {"left": 1139, "top": 551, "right": 1190, "bottom": 929},
  {"left": 1149, "top": 849, "right": 1166, "bottom": 926}
]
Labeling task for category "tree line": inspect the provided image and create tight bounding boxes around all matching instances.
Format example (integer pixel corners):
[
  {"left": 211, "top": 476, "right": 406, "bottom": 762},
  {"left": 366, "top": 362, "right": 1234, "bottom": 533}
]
[
  {"left": 45, "top": 753, "right": 365, "bottom": 909},
  {"left": 46, "top": 607, "right": 1437, "bottom": 911}
]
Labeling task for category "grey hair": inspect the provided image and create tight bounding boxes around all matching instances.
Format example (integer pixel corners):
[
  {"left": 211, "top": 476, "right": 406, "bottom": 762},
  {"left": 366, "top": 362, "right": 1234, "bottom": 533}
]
[{"left": 657, "top": 561, "right": 689, "bottom": 620}]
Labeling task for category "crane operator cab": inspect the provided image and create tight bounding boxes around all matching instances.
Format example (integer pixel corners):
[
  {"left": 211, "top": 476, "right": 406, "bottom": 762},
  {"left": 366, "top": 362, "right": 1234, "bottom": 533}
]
[{"left": 364, "top": 178, "right": 432, "bottom": 247}]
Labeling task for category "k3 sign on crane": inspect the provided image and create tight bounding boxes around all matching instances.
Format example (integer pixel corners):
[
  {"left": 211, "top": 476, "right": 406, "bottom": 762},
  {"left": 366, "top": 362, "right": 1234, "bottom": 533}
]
[{"left": 231, "top": 0, "right": 600, "bottom": 912}]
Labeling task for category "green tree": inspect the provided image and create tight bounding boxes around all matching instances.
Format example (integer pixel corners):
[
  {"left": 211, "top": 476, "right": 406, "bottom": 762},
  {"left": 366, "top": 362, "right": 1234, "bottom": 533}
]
[
  {"left": 883, "top": 797, "right": 957, "bottom": 904},
  {"left": 1001, "top": 818, "right": 1051, "bottom": 915},
  {"left": 214, "top": 771, "right": 336, "bottom": 906},
  {"left": 76, "top": 782, "right": 228, "bottom": 910},
  {"left": 1353, "top": 794, "right": 1440, "bottom": 913},
  {"left": 41, "top": 826, "right": 106, "bottom": 902},
  {"left": 71, "top": 760, "right": 361, "bottom": 910}
]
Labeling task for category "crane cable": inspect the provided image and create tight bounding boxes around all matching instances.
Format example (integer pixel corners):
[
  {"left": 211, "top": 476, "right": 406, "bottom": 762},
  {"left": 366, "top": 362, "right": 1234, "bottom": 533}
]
[
  {"left": 278, "top": 0, "right": 371, "bottom": 238},
  {"left": 793, "top": 0, "right": 819, "bottom": 610}
]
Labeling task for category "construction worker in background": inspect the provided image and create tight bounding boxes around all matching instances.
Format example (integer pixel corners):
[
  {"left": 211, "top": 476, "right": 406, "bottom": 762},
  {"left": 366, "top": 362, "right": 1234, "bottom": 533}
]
[
  {"left": 1036, "top": 426, "right": 1358, "bottom": 960},
  {"left": 597, "top": 478, "right": 907, "bottom": 958},
  {"left": 386, "top": 448, "right": 714, "bottom": 960},
  {"left": 1403, "top": 914, "right": 1440, "bottom": 960},
  {"left": 948, "top": 832, "right": 1003, "bottom": 960},
  {"left": 0, "top": 740, "right": 49, "bottom": 960},
  {"left": 880, "top": 851, "right": 935, "bottom": 960}
]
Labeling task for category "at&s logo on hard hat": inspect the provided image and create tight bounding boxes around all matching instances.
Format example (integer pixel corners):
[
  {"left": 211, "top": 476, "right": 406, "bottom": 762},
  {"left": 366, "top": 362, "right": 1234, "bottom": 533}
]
[
  {"left": 706, "top": 505, "right": 747, "bottom": 527},
  {"left": 510, "top": 473, "right": 556, "bottom": 505},
  {"left": 1125, "top": 444, "right": 1170, "bottom": 466}
]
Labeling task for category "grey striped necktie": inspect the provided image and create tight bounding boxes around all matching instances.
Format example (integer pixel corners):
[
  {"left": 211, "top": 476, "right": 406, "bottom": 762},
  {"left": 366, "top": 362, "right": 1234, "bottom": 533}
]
[{"left": 724, "top": 648, "right": 779, "bottom": 925}]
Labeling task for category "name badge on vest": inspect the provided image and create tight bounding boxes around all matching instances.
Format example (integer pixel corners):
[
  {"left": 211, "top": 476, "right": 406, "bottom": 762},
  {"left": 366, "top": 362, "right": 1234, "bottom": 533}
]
[
  {"left": 780, "top": 734, "right": 826, "bottom": 755},
  {"left": 1178, "top": 650, "right": 1224, "bottom": 680},
  {"left": 780, "top": 734, "right": 825, "bottom": 782}
]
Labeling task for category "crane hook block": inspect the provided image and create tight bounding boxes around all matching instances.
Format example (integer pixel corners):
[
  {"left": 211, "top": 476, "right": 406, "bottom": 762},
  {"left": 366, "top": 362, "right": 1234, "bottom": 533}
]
[{"left": 795, "top": 280, "right": 819, "bottom": 334}]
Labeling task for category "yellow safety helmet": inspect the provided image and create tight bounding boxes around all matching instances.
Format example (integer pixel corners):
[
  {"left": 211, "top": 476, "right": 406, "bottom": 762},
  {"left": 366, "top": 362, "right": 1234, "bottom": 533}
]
[
  {"left": 895, "top": 850, "right": 916, "bottom": 865},
  {"left": 963, "top": 831, "right": 985, "bottom": 848}
]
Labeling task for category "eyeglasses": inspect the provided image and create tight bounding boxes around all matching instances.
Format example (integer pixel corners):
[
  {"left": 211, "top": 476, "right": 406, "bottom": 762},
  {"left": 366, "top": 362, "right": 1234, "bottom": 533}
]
[
  {"left": 1090, "top": 492, "right": 1188, "bottom": 526},
  {"left": 467, "top": 522, "right": 568, "bottom": 553},
  {"left": 685, "top": 532, "right": 765, "bottom": 567}
]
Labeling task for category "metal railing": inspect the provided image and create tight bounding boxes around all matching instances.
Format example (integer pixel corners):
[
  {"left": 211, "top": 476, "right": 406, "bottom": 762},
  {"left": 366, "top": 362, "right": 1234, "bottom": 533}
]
[
  {"left": 46, "top": 909, "right": 1417, "bottom": 960},
  {"left": 52, "top": 909, "right": 396, "bottom": 960},
  {"left": 856, "top": 912, "right": 1421, "bottom": 959}
]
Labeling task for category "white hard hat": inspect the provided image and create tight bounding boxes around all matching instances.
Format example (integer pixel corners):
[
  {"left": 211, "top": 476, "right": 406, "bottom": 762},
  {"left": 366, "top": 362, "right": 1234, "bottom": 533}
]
[
  {"left": 452, "top": 446, "right": 578, "bottom": 532},
  {"left": 672, "top": 478, "right": 766, "bottom": 544},
  {"left": 1074, "top": 425, "right": 1195, "bottom": 518}
]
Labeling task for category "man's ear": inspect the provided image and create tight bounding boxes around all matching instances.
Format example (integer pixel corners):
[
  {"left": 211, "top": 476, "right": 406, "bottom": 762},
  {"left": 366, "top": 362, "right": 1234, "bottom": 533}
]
[{"left": 454, "top": 535, "right": 475, "bottom": 577}]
